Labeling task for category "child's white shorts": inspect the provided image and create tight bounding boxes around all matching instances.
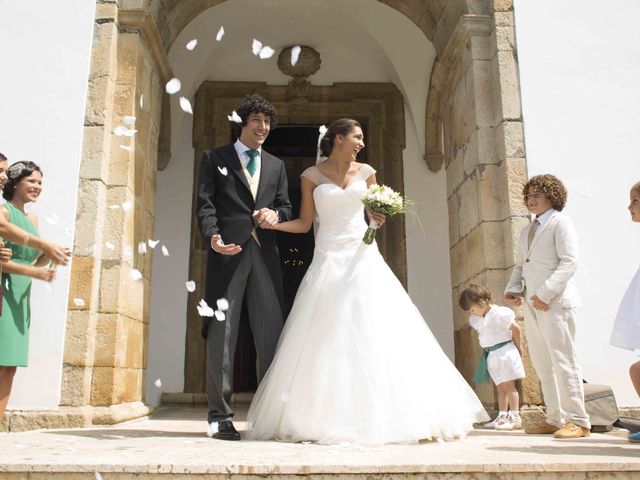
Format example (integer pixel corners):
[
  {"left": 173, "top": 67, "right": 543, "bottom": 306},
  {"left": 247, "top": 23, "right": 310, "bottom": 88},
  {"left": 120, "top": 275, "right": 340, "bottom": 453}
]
[{"left": 488, "top": 342, "right": 525, "bottom": 385}]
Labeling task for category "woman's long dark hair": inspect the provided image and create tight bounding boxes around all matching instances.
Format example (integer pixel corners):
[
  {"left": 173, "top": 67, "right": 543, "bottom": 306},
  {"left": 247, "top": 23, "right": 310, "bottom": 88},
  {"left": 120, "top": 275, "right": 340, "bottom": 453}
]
[{"left": 319, "top": 118, "right": 362, "bottom": 157}]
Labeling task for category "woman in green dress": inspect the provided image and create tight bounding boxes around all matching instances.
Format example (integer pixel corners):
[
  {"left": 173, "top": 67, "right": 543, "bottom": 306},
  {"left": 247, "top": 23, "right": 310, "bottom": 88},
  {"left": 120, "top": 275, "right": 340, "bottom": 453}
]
[{"left": 0, "top": 161, "right": 61, "bottom": 419}]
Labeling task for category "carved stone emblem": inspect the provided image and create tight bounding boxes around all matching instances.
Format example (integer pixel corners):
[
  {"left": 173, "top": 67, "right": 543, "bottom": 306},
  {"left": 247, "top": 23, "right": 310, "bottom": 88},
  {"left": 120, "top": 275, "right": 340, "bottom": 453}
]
[{"left": 277, "top": 46, "right": 321, "bottom": 79}]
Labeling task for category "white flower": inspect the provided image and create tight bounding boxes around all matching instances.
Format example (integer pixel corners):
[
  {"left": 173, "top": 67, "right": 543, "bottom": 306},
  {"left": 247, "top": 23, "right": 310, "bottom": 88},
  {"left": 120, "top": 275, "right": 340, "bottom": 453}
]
[{"left": 165, "top": 78, "right": 181, "bottom": 94}]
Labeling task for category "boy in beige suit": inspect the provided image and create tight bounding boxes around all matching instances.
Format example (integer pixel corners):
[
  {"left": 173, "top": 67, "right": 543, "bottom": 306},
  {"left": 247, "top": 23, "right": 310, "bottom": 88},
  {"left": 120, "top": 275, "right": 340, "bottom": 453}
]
[{"left": 504, "top": 174, "right": 590, "bottom": 439}]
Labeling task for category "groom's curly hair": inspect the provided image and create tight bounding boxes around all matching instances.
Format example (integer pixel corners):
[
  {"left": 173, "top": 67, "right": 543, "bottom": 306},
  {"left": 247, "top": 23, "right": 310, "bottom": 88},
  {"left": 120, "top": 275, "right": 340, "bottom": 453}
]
[
  {"left": 233, "top": 94, "right": 278, "bottom": 131},
  {"left": 523, "top": 174, "right": 568, "bottom": 211}
]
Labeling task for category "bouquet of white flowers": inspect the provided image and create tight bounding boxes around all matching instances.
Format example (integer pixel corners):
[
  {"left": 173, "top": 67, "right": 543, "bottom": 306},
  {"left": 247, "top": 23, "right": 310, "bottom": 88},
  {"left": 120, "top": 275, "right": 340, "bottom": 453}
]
[{"left": 361, "top": 184, "right": 412, "bottom": 245}]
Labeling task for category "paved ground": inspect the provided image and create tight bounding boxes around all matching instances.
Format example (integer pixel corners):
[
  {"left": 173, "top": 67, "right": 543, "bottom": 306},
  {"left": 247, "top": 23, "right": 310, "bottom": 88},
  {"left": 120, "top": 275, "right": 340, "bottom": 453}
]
[{"left": 0, "top": 406, "right": 639, "bottom": 478}]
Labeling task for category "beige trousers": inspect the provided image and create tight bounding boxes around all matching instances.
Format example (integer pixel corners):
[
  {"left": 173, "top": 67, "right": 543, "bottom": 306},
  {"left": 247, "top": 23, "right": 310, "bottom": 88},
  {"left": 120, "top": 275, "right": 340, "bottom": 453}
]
[{"left": 523, "top": 301, "right": 591, "bottom": 428}]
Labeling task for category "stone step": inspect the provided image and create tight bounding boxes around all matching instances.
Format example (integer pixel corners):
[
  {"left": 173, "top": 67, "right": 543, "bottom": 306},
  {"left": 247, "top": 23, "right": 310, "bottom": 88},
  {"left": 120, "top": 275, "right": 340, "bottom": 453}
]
[{"left": 1, "top": 406, "right": 638, "bottom": 479}]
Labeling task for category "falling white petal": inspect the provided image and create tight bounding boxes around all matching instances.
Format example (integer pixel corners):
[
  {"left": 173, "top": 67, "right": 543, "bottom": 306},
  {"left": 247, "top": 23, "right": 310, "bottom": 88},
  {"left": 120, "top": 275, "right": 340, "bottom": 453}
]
[
  {"left": 105, "top": 242, "right": 115, "bottom": 250},
  {"left": 165, "top": 77, "right": 181, "bottom": 94},
  {"left": 123, "top": 115, "right": 136, "bottom": 125},
  {"left": 113, "top": 125, "right": 128, "bottom": 136},
  {"left": 121, "top": 201, "right": 132, "bottom": 212},
  {"left": 291, "top": 45, "right": 301, "bottom": 66},
  {"left": 138, "top": 242, "right": 147, "bottom": 254},
  {"left": 216, "top": 298, "right": 229, "bottom": 311},
  {"left": 123, "top": 245, "right": 133, "bottom": 258},
  {"left": 186, "top": 39, "right": 198, "bottom": 51},
  {"left": 109, "top": 204, "right": 121, "bottom": 210},
  {"left": 259, "top": 46, "right": 275, "bottom": 59},
  {"left": 95, "top": 473, "right": 104, "bottom": 480},
  {"left": 197, "top": 299, "right": 215, "bottom": 317},
  {"left": 186, "top": 281, "right": 196, "bottom": 292},
  {"left": 280, "top": 393, "right": 289, "bottom": 402},
  {"left": 139, "top": 94, "right": 144, "bottom": 108},
  {"left": 227, "top": 110, "right": 242, "bottom": 123},
  {"left": 216, "top": 26, "right": 225, "bottom": 41},
  {"left": 119, "top": 145, "right": 133, "bottom": 152},
  {"left": 73, "top": 298, "right": 85, "bottom": 307},
  {"left": 161, "top": 245, "right": 169, "bottom": 256},
  {"left": 154, "top": 378, "right": 162, "bottom": 388},
  {"left": 179, "top": 96, "right": 193, "bottom": 114},
  {"left": 130, "top": 268, "right": 143, "bottom": 281},
  {"left": 148, "top": 239, "right": 159, "bottom": 249},
  {"left": 45, "top": 212, "right": 59, "bottom": 225},
  {"left": 214, "top": 310, "right": 225, "bottom": 321},
  {"left": 252, "top": 39, "right": 263, "bottom": 55}
]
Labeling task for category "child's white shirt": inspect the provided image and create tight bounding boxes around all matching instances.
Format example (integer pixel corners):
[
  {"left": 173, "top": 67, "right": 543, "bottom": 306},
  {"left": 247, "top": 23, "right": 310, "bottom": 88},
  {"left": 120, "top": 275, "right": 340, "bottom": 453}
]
[{"left": 469, "top": 305, "right": 515, "bottom": 348}]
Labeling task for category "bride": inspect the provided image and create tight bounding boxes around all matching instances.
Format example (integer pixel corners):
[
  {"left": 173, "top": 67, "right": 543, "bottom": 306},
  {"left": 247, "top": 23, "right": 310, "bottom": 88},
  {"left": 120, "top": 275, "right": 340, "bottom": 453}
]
[{"left": 246, "top": 118, "right": 489, "bottom": 445}]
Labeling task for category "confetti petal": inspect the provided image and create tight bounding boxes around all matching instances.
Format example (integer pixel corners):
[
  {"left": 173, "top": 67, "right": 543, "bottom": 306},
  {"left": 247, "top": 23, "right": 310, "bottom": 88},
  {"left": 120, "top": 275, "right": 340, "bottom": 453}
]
[
  {"left": 123, "top": 245, "right": 133, "bottom": 258},
  {"left": 147, "top": 239, "right": 159, "bottom": 249},
  {"left": 216, "top": 298, "right": 229, "bottom": 311},
  {"left": 119, "top": 145, "right": 133, "bottom": 152},
  {"left": 73, "top": 298, "right": 85, "bottom": 307},
  {"left": 45, "top": 212, "right": 59, "bottom": 225},
  {"left": 138, "top": 242, "right": 147, "bottom": 254},
  {"left": 259, "top": 46, "right": 275, "bottom": 59},
  {"left": 186, "top": 281, "right": 196, "bottom": 292},
  {"left": 214, "top": 310, "right": 225, "bottom": 321},
  {"left": 227, "top": 110, "right": 242, "bottom": 123},
  {"left": 95, "top": 472, "right": 104, "bottom": 480},
  {"left": 123, "top": 115, "right": 136, "bottom": 125},
  {"left": 291, "top": 45, "right": 301, "bottom": 66},
  {"left": 122, "top": 201, "right": 132, "bottom": 212},
  {"left": 197, "top": 299, "right": 214, "bottom": 317},
  {"left": 252, "top": 39, "right": 263, "bottom": 55},
  {"left": 186, "top": 39, "right": 198, "bottom": 51},
  {"left": 216, "top": 26, "right": 225, "bottom": 41},
  {"left": 113, "top": 125, "right": 137, "bottom": 137},
  {"left": 179, "top": 96, "right": 193, "bottom": 114},
  {"left": 154, "top": 378, "right": 162, "bottom": 388},
  {"left": 130, "top": 268, "right": 142, "bottom": 281},
  {"left": 139, "top": 94, "right": 144, "bottom": 108},
  {"left": 109, "top": 204, "right": 121, "bottom": 210},
  {"left": 165, "top": 77, "right": 181, "bottom": 94},
  {"left": 105, "top": 242, "right": 115, "bottom": 250},
  {"left": 161, "top": 245, "right": 169, "bottom": 256}
]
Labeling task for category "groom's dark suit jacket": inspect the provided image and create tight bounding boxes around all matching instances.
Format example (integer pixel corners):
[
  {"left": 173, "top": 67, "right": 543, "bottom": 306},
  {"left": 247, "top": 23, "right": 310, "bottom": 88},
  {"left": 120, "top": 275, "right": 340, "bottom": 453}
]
[{"left": 196, "top": 143, "right": 292, "bottom": 336}]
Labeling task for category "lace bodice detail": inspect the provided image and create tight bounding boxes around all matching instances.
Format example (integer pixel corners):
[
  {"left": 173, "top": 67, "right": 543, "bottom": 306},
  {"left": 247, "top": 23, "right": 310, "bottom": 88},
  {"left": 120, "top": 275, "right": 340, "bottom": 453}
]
[{"left": 301, "top": 163, "right": 376, "bottom": 257}]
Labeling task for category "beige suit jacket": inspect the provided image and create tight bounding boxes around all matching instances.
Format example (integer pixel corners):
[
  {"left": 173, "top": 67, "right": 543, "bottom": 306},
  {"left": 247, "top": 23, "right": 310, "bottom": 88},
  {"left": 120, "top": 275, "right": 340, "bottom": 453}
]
[{"left": 505, "top": 210, "right": 581, "bottom": 309}]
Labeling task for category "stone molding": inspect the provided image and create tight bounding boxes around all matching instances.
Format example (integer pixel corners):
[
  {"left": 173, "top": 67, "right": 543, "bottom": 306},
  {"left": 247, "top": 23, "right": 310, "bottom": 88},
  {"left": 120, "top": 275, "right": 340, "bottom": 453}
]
[
  {"left": 1, "top": 402, "right": 152, "bottom": 433},
  {"left": 119, "top": 9, "right": 174, "bottom": 84},
  {"left": 424, "top": 15, "right": 493, "bottom": 172}
]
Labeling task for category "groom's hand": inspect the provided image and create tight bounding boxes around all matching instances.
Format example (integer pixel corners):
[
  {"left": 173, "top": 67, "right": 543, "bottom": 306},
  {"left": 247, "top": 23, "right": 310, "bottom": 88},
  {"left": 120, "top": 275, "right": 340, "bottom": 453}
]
[
  {"left": 253, "top": 208, "right": 279, "bottom": 228},
  {"left": 211, "top": 235, "right": 242, "bottom": 255}
]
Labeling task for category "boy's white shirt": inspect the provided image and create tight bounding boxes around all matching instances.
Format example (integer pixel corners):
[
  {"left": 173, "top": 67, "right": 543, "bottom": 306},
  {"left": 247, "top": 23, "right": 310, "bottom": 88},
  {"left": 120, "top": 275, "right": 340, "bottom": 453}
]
[{"left": 469, "top": 304, "right": 515, "bottom": 348}]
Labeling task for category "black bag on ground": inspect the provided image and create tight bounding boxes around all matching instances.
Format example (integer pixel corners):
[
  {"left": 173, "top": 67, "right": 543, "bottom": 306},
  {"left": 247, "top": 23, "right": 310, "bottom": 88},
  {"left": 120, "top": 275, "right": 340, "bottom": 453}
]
[{"left": 583, "top": 383, "right": 618, "bottom": 432}]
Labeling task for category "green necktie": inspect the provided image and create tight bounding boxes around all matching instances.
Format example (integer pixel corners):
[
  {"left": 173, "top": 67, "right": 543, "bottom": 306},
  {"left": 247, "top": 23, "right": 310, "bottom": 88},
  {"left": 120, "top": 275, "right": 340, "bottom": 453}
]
[{"left": 246, "top": 149, "right": 259, "bottom": 177}]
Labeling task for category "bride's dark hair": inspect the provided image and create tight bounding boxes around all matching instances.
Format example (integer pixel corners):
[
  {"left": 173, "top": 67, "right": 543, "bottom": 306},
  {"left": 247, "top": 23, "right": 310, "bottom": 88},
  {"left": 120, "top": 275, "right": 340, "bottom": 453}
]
[{"left": 319, "top": 118, "right": 362, "bottom": 157}]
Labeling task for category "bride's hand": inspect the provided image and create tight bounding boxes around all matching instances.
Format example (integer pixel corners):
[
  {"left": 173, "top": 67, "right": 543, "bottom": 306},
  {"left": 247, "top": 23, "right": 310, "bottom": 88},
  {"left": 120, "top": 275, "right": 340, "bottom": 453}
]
[
  {"left": 253, "top": 208, "right": 279, "bottom": 229},
  {"left": 366, "top": 210, "right": 386, "bottom": 228}
]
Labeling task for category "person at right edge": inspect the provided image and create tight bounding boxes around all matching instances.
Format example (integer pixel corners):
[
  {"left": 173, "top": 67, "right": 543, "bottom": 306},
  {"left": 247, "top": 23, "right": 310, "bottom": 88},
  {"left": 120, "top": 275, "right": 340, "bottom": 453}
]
[{"left": 504, "top": 174, "right": 591, "bottom": 439}]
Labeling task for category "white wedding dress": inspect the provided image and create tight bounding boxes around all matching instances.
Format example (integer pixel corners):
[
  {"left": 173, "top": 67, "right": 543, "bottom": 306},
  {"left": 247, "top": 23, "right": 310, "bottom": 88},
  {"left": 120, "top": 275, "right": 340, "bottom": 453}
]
[{"left": 246, "top": 164, "right": 489, "bottom": 445}]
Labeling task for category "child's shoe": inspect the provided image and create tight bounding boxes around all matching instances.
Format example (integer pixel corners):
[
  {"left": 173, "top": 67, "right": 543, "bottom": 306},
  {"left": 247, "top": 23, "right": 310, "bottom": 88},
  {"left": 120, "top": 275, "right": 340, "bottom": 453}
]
[
  {"left": 486, "top": 411, "right": 509, "bottom": 429},
  {"left": 628, "top": 431, "right": 640, "bottom": 443},
  {"left": 496, "top": 412, "right": 522, "bottom": 431}
]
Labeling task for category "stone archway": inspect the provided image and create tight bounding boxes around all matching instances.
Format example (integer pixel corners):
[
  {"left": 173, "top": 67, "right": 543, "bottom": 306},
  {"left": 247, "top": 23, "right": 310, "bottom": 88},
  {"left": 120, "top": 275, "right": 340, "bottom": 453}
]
[{"left": 23, "top": 0, "right": 539, "bottom": 433}]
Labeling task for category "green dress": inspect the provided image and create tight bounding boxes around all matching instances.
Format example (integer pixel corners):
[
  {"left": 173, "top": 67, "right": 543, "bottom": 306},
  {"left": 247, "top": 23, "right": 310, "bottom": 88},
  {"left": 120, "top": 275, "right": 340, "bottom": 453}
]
[{"left": 0, "top": 203, "right": 40, "bottom": 367}]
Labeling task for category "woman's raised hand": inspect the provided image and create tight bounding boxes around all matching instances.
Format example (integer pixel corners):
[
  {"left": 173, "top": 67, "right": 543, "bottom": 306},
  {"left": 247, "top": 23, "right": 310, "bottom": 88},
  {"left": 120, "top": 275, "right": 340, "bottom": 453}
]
[{"left": 42, "top": 241, "right": 71, "bottom": 265}]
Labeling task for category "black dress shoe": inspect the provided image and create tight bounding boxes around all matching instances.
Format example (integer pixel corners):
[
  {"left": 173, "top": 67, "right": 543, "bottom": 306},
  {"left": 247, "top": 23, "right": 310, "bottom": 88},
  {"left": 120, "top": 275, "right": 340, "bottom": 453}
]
[{"left": 213, "top": 420, "right": 241, "bottom": 441}]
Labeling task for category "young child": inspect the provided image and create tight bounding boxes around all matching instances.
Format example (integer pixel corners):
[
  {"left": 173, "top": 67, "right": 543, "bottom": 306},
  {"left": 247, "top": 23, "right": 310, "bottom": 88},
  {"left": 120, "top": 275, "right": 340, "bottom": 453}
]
[
  {"left": 459, "top": 284, "right": 525, "bottom": 430},
  {"left": 610, "top": 181, "right": 640, "bottom": 443}
]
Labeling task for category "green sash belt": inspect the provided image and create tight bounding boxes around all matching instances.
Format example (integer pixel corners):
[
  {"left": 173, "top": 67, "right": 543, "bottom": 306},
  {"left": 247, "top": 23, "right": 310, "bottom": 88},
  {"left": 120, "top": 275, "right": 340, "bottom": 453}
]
[{"left": 473, "top": 340, "right": 512, "bottom": 384}]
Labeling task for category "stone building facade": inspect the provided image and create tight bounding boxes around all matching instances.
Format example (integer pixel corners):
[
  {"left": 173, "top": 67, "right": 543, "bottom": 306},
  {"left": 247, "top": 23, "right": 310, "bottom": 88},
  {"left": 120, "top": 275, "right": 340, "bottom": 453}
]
[{"left": 2, "top": 0, "right": 547, "bottom": 431}]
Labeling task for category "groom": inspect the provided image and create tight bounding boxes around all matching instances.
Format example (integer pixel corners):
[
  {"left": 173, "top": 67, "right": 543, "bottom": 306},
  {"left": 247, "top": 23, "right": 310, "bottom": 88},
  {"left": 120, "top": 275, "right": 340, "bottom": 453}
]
[{"left": 196, "top": 94, "right": 292, "bottom": 440}]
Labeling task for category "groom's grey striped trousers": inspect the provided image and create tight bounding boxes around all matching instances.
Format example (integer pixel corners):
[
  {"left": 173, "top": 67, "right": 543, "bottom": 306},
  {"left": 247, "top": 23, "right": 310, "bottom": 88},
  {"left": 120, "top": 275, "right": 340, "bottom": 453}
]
[{"left": 206, "top": 238, "right": 284, "bottom": 423}]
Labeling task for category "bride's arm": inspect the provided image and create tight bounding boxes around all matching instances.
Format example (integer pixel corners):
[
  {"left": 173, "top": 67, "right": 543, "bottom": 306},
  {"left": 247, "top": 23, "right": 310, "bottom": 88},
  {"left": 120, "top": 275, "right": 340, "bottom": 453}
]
[{"left": 263, "top": 177, "right": 316, "bottom": 233}]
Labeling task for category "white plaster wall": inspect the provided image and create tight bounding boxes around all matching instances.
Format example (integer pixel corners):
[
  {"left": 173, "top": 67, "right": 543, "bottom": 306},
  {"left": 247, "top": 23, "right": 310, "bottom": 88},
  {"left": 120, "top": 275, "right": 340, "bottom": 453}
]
[
  {"left": 0, "top": 0, "right": 95, "bottom": 408},
  {"left": 514, "top": 0, "right": 640, "bottom": 406},
  {"left": 147, "top": 0, "right": 451, "bottom": 405}
]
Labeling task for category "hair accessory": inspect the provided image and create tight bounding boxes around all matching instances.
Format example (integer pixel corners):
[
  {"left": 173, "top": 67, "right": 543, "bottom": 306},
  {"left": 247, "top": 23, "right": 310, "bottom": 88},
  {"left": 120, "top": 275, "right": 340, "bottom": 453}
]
[
  {"left": 7, "top": 162, "right": 27, "bottom": 180},
  {"left": 315, "top": 125, "right": 328, "bottom": 166}
]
